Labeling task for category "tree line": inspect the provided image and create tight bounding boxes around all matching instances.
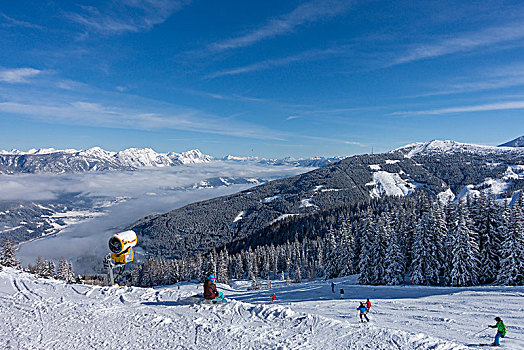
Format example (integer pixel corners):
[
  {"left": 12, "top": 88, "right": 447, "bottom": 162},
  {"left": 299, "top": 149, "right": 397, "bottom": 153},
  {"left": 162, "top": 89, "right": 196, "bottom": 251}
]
[{"left": 128, "top": 192, "right": 524, "bottom": 288}]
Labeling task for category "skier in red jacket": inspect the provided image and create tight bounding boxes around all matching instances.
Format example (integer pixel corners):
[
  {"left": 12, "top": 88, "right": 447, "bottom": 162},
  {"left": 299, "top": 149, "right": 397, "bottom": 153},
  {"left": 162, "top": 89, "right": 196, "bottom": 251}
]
[{"left": 203, "top": 274, "right": 219, "bottom": 300}]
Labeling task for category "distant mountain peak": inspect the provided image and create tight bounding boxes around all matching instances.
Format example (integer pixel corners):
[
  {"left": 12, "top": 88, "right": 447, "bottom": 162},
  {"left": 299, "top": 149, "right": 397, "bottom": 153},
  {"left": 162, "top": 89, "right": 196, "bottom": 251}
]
[
  {"left": 498, "top": 136, "right": 524, "bottom": 147},
  {"left": 395, "top": 139, "right": 524, "bottom": 158}
]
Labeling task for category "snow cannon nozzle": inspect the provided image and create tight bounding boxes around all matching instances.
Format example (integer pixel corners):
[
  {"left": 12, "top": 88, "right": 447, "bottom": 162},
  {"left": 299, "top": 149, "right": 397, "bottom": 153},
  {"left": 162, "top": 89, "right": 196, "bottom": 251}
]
[{"left": 108, "top": 230, "right": 137, "bottom": 255}]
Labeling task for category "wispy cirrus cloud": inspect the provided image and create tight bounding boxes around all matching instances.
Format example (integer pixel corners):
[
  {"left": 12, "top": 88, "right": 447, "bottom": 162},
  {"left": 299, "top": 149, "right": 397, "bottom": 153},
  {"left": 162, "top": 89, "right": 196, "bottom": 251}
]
[
  {"left": 392, "top": 100, "right": 524, "bottom": 116},
  {"left": 206, "top": 46, "right": 346, "bottom": 79},
  {"left": 207, "top": 0, "right": 353, "bottom": 53},
  {"left": 389, "top": 21, "right": 524, "bottom": 67},
  {"left": 0, "top": 13, "right": 43, "bottom": 29},
  {"left": 0, "top": 68, "right": 41, "bottom": 83},
  {"left": 0, "top": 98, "right": 286, "bottom": 141},
  {"left": 66, "top": 0, "right": 190, "bottom": 35},
  {"left": 412, "top": 63, "right": 524, "bottom": 97}
]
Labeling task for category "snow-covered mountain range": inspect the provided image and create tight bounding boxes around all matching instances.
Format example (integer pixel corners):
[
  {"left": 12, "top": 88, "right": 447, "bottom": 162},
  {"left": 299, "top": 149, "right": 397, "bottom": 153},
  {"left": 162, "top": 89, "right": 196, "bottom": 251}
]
[
  {"left": 0, "top": 147, "right": 342, "bottom": 174},
  {"left": 0, "top": 147, "right": 212, "bottom": 174}
]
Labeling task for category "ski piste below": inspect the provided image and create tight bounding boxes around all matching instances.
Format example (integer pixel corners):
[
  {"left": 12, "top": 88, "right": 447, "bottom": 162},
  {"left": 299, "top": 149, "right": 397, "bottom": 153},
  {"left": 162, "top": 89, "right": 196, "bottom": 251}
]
[{"left": 1, "top": 269, "right": 523, "bottom": 349}]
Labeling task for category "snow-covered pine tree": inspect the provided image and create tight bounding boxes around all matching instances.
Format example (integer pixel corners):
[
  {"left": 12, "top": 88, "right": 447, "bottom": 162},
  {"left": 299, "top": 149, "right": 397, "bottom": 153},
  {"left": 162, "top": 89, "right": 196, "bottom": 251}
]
[
  {"left": 217, "top": 249, "right": 229, "bottom": 284},
  {"left": 449, "top": 205, "right": 480, "bottom": 286},
  {"left": 57, "top": 257, "right": 69, "bottom": 280},
  {"left": 369, "top": 213, "right": 388, "bottom": 285},
  {"left": 66, "top": 261, "right": 75, "bottom": 284},
  {"left": 0, "top": 239, "right": 21, "bottom": 268},
  {"left": 497, "top": 196, "right": 524, "bottom": 285},
  {"left": 385, "top": 229, "right": 405, "bottom": 285},
  {"left": 476, "top": 194, "right": 503, "bottom": 284},
  {"left": 338, "top": 218, "right": 354, "bottom": 276},
  {"left": 358, "top": 208, "right": 375, "bottom": 285},
  {"left": 323, "top": 226, "right": 339, "bottom": 279},
  {"left": 410, "top": 207, "right": 441, "bottom": 286}
]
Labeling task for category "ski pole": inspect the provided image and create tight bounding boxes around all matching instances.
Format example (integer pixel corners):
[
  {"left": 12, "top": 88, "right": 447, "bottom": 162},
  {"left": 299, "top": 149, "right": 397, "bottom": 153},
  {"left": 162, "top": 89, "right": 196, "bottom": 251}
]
[{"left": 472, "top": 327, "right": 489, "bottom": 336}]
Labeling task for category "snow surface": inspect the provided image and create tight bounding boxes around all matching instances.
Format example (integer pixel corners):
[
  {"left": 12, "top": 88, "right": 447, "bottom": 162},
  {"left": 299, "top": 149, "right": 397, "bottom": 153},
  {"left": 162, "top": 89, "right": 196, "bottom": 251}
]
[
  {"left": 269, "top": 213, "right": 299, "bottom": 225},
  {"left": 262, "top": 194, "right": 282, "bottom": 203},
  {"left": 369, "top": 164, "right": 381, "bottom": 170},
  {"left": 300, "top": 198, "right": 317, "bottom": 208},
  {"left": 366, "top": 171, "right": 417, "bottom": 198},
  {"left": 437, "top": 188, "right": 456, "bottom": 204},
  {"left": 1, "top": 268, "right": 522, "bottom": 349}
]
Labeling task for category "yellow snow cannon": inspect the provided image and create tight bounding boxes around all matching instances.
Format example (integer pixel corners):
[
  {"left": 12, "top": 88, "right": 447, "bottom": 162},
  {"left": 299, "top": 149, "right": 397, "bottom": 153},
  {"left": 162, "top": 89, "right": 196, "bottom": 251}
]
[
  {"left": 111, "top": 247, "right": 134, "bottom": 264},
  {"left": 108, "top": 230, "right": 137, "bottom": 264}
]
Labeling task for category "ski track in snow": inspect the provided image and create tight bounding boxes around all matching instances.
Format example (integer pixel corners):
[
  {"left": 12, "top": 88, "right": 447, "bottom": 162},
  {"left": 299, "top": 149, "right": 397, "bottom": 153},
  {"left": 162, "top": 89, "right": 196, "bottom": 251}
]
[{"left": 1, "top": 269, "right": 523, "bottom": 349}]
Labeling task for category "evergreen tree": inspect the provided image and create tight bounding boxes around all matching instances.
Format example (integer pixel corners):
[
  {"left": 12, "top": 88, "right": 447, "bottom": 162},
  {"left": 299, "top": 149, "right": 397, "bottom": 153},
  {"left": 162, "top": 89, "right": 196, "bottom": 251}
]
[
  {"left": 323, "top": 227, "right": 339, "bottom": 279},
  {"left": 385, "top": 230, "right": 405, "bottom": 285},
  {"left": 449, "top": 206, "right": 480, "bottom": 286},
  {"left": 497, "top": 197, "right": 524, "bottom": 285},
  {"left": 0, "top": 239, "right": 21, "bottom": 268},
  {"left": 410, "top": 207, "right": 441, "bottom": 285},
  {"left": 358, "top": 208, "right": 375, "bottom": 285},
  {"left": 217, "top": 249, "right": 229, "bottom": 284},
  {"left": 369, "top": 214, "right": 388, "bottom": 285},
  {"left": 477, "top": 195, "right": 503, "bottom": 284}
]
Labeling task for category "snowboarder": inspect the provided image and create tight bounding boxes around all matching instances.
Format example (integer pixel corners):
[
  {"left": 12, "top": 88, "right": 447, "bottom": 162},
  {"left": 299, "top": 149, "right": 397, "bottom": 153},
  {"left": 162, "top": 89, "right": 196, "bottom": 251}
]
[
  {"left": 203, "top": 274, "right": 220, "bottom": 300},
  {"left": 331, "top": 281, "right": 335, "bottom": 293},
  {"left": 340, "top": 288, "right": 344, "bottom": 299},
  {"left": 488, "top": 317, "right": 506, "bottom": 346},
  {"left": 357, "top": 302, "right": 369, "bottom": 322},
  {"left": 271, "top": 293, "right": 276, "bottom": 303},
  {"left": 365, "top": 298, "right": 371, "bottom": 311}
]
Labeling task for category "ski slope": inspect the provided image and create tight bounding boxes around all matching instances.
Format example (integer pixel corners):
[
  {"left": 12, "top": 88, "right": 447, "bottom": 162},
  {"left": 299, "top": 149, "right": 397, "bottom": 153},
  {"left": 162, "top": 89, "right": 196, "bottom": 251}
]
[{"left": 1, "top": 268, "right": 523, "bottom": 349}]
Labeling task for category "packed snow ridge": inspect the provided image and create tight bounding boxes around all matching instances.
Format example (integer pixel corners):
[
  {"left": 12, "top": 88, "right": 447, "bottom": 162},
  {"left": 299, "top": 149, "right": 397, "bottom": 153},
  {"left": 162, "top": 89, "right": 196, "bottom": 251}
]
[{"left": 395, "top": 140, "right": 524, "bottom": 158}]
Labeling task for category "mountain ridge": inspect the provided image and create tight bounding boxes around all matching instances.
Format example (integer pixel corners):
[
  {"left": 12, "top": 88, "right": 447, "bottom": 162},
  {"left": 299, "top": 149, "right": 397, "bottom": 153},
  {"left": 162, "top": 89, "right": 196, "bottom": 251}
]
[{"left": 131, "top": 138, "right": 524, "bottom": 260}]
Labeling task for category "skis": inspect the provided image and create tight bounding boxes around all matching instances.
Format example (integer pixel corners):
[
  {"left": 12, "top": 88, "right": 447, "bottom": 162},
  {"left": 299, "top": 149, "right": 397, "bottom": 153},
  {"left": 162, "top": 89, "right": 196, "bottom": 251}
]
[{"left": 467, "top": 344, "right": 500, "bottom": 347}]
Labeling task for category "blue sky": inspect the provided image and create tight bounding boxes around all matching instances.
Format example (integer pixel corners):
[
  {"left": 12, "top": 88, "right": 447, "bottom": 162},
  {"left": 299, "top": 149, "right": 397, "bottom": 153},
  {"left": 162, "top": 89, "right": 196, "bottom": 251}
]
[{"left": 0, "top": 0, "right": 523, "bottom": 158}]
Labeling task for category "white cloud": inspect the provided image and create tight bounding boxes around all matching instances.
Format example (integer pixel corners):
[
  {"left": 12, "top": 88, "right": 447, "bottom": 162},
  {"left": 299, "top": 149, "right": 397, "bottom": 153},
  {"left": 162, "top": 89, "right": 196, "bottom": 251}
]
[
  {"left": 390, "top": 21, "right": 524, "bottom": 67},
  {"left": 0, "top": 13, "right": 43, "bottom": 29},
  {"left": 206, "top": 47, "right": 345, "bottom": 78},
  {"left": 286, "top": 115, "right": 301, "bottom": 120},
  {"left": 208, "top": 0, "right": 353, "bottom": 53},
  {"left": 0, "top": 99, "right": 286, "bottom": 141},
  {"left": 393, "top": 100, "right": 524, "bottom": 116},
  {"left": 67, "top": 0, "right": 190, "bottom": 34},
  {"left": 0, "top": 68, "right": 41, "bottom": 83},
  {"left": 412, "top": 63, "right": 524, "bottom": 97}
]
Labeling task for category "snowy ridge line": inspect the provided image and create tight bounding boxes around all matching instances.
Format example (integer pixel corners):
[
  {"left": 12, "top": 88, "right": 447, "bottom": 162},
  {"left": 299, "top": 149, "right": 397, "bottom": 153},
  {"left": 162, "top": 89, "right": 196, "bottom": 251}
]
[{"left": 394, "top": 139, "right": 524, "bottom": 158}]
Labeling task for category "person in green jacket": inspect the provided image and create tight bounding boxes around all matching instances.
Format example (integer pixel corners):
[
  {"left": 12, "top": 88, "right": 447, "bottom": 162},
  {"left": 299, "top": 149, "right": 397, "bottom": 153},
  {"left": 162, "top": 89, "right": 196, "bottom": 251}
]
[{"left": 488, "top": 317, "right": 506, "bottom": 346}]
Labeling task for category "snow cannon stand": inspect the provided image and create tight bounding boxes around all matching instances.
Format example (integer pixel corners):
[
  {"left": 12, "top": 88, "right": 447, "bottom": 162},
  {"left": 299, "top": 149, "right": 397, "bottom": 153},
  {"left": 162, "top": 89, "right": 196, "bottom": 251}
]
[{"left": 104, "top": 230, "right": 137, "bottom": 286}]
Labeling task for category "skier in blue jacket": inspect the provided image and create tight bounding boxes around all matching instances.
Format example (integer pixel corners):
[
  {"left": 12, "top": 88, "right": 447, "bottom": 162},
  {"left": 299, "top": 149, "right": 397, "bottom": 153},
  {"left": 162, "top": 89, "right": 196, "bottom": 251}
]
[{"left": 357, "top": 302, "right": 369, "bottom": 322}]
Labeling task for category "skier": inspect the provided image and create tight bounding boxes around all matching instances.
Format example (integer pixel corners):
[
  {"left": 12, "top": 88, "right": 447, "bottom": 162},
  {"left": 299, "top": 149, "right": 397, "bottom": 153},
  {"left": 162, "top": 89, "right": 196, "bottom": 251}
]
[
  {"left": 271, "top": 293, "right": 276, "bottom": 303},
  {"left": 357, "top": 302, "right": 369, "bottom": 322},
  {"left": 331, "top": 281, "right": 335, "bottom": 293},
  {"left": 340, "top": 288, "right": 344, "bottom": 299},
  {"left": 365, "top": 298, "right": 371, "bottom": 311},
  {"left": 203, "top": 274, "right": 220, "bottom": 300},
  {"left": 488, "top": 317, "right": 506, "bottom": 346}
]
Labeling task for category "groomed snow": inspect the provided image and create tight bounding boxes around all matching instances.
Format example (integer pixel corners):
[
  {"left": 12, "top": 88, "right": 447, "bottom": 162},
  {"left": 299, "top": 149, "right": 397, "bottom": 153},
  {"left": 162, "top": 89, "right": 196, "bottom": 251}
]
[
  {"left": 262, "top": 194, "right": 282, "bottom": 203},
  {"left": 1, "top": 268, "right": 522, "bottom": 349},
  {"left": 366, "top": 171, "right": 417, "bottom": 198}
]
